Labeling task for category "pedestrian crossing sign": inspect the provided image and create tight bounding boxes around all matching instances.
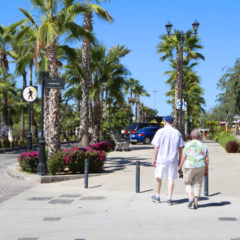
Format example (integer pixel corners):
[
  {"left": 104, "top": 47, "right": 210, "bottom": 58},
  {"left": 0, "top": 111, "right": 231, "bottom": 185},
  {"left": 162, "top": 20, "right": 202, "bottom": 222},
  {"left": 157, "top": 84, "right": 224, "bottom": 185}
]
[{"left": 22, "top": 86, "right": 38, "bottom": 102}]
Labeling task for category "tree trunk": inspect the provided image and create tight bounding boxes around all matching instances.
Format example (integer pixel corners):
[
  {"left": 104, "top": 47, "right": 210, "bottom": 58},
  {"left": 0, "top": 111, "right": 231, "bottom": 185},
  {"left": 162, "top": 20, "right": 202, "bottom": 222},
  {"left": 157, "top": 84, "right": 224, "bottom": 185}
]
[
  {"left": 46, "top": 41, "right": 60, "bottom": 157},
  {"left": 2, "top": 91, "right": 8, "bottom": 127},
  {"left": 92, "top": 90, "right": 101, "bottom": 143},
  {"left": 80, "top": 12, "right": 93, "bottom": 147}
]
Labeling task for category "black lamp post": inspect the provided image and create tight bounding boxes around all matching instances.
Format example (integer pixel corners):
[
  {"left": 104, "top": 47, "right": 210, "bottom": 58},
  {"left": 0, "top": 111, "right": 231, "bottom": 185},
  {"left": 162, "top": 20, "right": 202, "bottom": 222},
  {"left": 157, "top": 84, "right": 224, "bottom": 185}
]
[
  {"left": 37, "top": 73, "right": 46, "bottom": 175},
  {"left": 165, "top": 20, "right": 200, "bottom": 137}
]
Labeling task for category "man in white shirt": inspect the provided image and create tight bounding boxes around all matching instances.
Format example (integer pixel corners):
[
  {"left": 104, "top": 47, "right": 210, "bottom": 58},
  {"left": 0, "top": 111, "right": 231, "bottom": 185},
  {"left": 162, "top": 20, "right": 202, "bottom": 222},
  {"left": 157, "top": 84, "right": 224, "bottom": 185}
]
[{"left": 151, "top": 116, "right": 184, "bottom": 205}]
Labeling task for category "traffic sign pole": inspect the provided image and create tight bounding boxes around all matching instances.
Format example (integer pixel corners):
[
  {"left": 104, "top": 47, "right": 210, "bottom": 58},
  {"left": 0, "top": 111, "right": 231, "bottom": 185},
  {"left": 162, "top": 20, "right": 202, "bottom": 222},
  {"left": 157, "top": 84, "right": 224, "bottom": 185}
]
[{"left": 27, "top": 102, "right": 32, "bottom": 151}]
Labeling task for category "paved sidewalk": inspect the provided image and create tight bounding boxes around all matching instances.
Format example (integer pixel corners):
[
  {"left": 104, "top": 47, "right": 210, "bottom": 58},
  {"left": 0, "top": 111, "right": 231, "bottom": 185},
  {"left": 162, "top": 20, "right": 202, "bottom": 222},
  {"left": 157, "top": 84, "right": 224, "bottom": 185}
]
[{"left": 0, "top": 143, "right": 240, "bottom": 240}]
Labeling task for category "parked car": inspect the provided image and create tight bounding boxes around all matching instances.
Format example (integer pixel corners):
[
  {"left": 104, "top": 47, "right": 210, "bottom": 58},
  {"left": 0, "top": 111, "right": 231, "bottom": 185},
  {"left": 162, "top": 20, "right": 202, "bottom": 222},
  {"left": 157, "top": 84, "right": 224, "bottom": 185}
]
[
  {"left": 123, "top": 122, "right": 162, "bottom": 138},
  {"left": 129, "top": 126, "right": 160, "bottom": 144}
]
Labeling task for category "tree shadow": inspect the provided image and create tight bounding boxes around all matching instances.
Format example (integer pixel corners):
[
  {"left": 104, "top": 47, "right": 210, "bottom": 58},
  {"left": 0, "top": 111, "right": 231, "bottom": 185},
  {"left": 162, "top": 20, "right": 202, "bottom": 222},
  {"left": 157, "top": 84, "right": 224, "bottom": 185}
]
[
  {"left": 130, "top": 145, "right": 153, "bottom": 151},
  {"left": 103, "top": 156, "right": 153, "bottom": 173}
]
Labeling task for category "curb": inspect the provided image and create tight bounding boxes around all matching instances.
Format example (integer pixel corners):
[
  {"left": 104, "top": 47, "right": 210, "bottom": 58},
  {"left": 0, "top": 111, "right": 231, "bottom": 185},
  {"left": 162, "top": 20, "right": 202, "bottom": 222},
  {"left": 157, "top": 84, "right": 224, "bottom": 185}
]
[
  {"left": 6, "top": 165, "right": 103, "bottom": 184},
  {"left": 6, "top": 165, "right": 83, "bottom": 184}
]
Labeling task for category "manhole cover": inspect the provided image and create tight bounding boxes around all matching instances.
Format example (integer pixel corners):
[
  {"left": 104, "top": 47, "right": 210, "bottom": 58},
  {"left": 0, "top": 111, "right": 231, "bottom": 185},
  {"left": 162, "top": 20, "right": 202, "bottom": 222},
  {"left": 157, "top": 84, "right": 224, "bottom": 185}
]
[{"left": 49, "top": 199, "right": 74, "bottom": 204}]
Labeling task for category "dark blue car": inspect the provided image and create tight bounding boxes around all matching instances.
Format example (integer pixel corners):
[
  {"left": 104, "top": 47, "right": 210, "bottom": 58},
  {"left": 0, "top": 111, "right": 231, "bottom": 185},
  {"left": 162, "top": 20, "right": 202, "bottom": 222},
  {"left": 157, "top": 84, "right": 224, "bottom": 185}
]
[{"left": 129, "top": 126, "right": 160, "bottom": 144}]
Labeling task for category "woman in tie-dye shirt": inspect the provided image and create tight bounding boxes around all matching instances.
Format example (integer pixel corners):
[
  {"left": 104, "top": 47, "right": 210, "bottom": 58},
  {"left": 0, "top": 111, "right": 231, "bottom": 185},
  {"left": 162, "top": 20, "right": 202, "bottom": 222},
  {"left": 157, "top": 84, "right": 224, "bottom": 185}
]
[{"left": 179, "top": 130, "right": 209, "bottom": 209}]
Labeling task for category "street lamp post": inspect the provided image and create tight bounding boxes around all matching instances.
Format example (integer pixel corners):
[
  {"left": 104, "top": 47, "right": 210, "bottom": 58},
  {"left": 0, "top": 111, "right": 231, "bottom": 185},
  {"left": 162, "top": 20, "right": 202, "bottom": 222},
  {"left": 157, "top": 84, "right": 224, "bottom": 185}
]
[
  {"left": 37, "top": 73, "right": 46, "bottom": 175},
  {"left": 165, "top": 20, "right": 200, "bottom": 137}
]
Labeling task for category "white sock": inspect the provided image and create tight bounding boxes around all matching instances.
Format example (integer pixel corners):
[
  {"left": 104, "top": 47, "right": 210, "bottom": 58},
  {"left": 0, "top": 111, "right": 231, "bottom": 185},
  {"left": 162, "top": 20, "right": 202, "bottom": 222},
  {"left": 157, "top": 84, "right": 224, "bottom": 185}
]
[{"left": 156, "top": 194, "right": 160, "bottom": 198}]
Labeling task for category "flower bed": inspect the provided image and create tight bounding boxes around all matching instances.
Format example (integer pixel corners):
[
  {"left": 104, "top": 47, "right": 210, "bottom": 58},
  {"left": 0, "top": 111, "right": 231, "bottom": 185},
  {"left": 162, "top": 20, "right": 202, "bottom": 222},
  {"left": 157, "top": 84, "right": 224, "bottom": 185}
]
[
  {"left": 18, "top": 146, "right": 107, "bottom": 175},
  {"left": 89, "top": 141, "right": 112, "bottom": 152}
]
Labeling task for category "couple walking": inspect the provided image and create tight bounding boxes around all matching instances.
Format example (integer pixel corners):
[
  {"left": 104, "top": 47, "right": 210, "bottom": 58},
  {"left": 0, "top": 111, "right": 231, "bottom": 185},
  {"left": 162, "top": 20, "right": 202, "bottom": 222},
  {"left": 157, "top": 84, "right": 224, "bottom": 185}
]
[{"left": 151, "top": 116, "right": 209, "bottom": 209}]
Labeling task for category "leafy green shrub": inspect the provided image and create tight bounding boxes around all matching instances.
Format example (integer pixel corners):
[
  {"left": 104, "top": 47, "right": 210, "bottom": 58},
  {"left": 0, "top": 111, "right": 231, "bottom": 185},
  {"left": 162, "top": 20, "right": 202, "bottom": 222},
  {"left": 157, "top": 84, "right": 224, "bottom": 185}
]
[
  {"left": 18, "top": 151, "right": 39, "bottom": 173},
  {"left": 218, "top": 131, "right": 237, "bottom": 149},
  {"left": 47, "top": 151, "right": 65, "bottom": 175},
  {"left": 1, "top": 139, "right": 10, "bottom": 148}
]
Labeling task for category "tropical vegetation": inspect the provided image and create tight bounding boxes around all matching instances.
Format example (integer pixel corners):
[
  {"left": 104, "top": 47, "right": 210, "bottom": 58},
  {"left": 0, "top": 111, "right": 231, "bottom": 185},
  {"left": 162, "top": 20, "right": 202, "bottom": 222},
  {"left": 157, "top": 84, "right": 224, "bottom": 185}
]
[{"left": 0, "top": 0, "right": 155, "bottom": 157}]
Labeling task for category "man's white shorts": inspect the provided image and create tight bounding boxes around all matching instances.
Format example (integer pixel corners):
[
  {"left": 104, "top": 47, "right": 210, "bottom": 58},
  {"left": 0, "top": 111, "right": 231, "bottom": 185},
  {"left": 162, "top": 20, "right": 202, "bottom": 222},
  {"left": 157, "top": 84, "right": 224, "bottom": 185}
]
[{"left": 155, "top": 163, "right": 178, "bottom": 180}]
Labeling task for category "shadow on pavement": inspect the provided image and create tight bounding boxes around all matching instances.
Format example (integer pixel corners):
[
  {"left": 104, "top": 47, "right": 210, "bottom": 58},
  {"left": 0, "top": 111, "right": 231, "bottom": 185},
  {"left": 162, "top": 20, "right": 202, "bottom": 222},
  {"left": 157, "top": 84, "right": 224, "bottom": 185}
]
[
  {"left": 88, "top": 185, "right": 102, "bottom": 189},
  {"left": 208, "top": 192, "right": 221, "bottom": 197},
  {"left": 198, "top": 201, "right": 231, "bottom": 208},
  {"left": 173, "top": 196, "right": 209, "bottom": 204},
  {"left": 140, "top": 189, "right": 154, "bottom": 193},
  {"left": 104, "top": 156, "right": 153, "bottom": 173},
  {"left": 130, "top": 145, "right": 153, "bottom": 151}
]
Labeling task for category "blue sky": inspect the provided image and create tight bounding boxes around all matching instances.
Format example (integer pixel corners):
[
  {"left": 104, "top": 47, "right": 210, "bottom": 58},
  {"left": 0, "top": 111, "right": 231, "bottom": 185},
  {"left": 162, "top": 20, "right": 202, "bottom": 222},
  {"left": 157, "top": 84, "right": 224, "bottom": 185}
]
[{"left": 2, "top": 0, "right": 240, "bottom": 116}]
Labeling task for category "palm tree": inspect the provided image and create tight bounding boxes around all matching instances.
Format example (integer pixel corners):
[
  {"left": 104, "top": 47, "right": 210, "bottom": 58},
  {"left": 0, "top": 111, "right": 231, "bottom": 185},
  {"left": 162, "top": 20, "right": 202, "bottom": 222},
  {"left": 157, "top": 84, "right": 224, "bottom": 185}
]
[
  {"left": 90, "top": 44, "right": 130, "bottom": 142},
  {"left": 164, "top": 59, "right": 205, "bottom": 131},
  {"left": 20, "top": 0, "right": 94, "bottom": 156},
  {"left": 133, "top": 84, "right": 149, "bottom": 122},
  {"left": 80, "top": 0, "right": 113, "bottom": 147},
  {"left": 124, "top": 78, "right": 139, "bottom": 120},
  {"left": 156, "top": 30, "right": 204, "bottom": 128},
  {"left": 0, "top": 21, "right": 25, "bottom": 127}
]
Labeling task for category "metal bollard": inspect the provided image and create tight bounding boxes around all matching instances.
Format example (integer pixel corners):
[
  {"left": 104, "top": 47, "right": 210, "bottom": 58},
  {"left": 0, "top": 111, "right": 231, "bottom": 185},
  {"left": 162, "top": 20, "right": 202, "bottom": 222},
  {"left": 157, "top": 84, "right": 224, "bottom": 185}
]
[
  {"left": 204, "top": 174, "right": 208, "bottom": 196},
  {"left": 84, "top": 159, "right": 89, "bottom": 188},
  {"left": 136, "top": 161, "right": 140, "bottom": 193}
]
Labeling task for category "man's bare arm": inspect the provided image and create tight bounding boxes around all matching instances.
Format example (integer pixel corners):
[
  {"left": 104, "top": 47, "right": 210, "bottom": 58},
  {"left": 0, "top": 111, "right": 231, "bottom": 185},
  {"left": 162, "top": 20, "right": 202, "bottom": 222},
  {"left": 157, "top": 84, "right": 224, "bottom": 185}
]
[
  {"left": 152, "top": 146, "right": 159, "bottom": 167},
  {"left": 178, "top": 147, "right": 183, "bottom": 166}
]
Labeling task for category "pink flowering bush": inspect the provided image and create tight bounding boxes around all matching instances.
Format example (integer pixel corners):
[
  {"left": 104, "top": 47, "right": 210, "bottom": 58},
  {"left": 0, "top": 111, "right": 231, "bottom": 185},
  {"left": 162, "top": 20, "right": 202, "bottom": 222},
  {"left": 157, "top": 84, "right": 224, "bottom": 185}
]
[
  {"left": 18, "top": 151, "right": 39, "bottom": 173},
  {"left": 18, "top": 144, "right": 107, "bottom": 175},
  {"left": 89, "top": 141, "right": 112, "bottom": 152}
]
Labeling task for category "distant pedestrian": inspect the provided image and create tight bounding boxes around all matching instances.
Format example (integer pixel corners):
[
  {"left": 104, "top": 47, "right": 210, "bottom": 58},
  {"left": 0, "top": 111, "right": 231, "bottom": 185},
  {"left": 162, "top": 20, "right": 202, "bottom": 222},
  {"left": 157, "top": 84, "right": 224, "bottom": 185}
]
[
  {"left": 178, "top": 129, "right": 209, "bottom": 209},
  {"left": 151, "top": 116, "right": 184, "bottom": 205}
]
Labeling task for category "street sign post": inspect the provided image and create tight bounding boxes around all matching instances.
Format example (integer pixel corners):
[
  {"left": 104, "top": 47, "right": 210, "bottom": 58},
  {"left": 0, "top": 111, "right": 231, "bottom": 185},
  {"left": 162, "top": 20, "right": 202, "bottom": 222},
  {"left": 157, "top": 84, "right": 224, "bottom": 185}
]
[{"left": 44, "top": 77, "right": 64, "bottom": 89}]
